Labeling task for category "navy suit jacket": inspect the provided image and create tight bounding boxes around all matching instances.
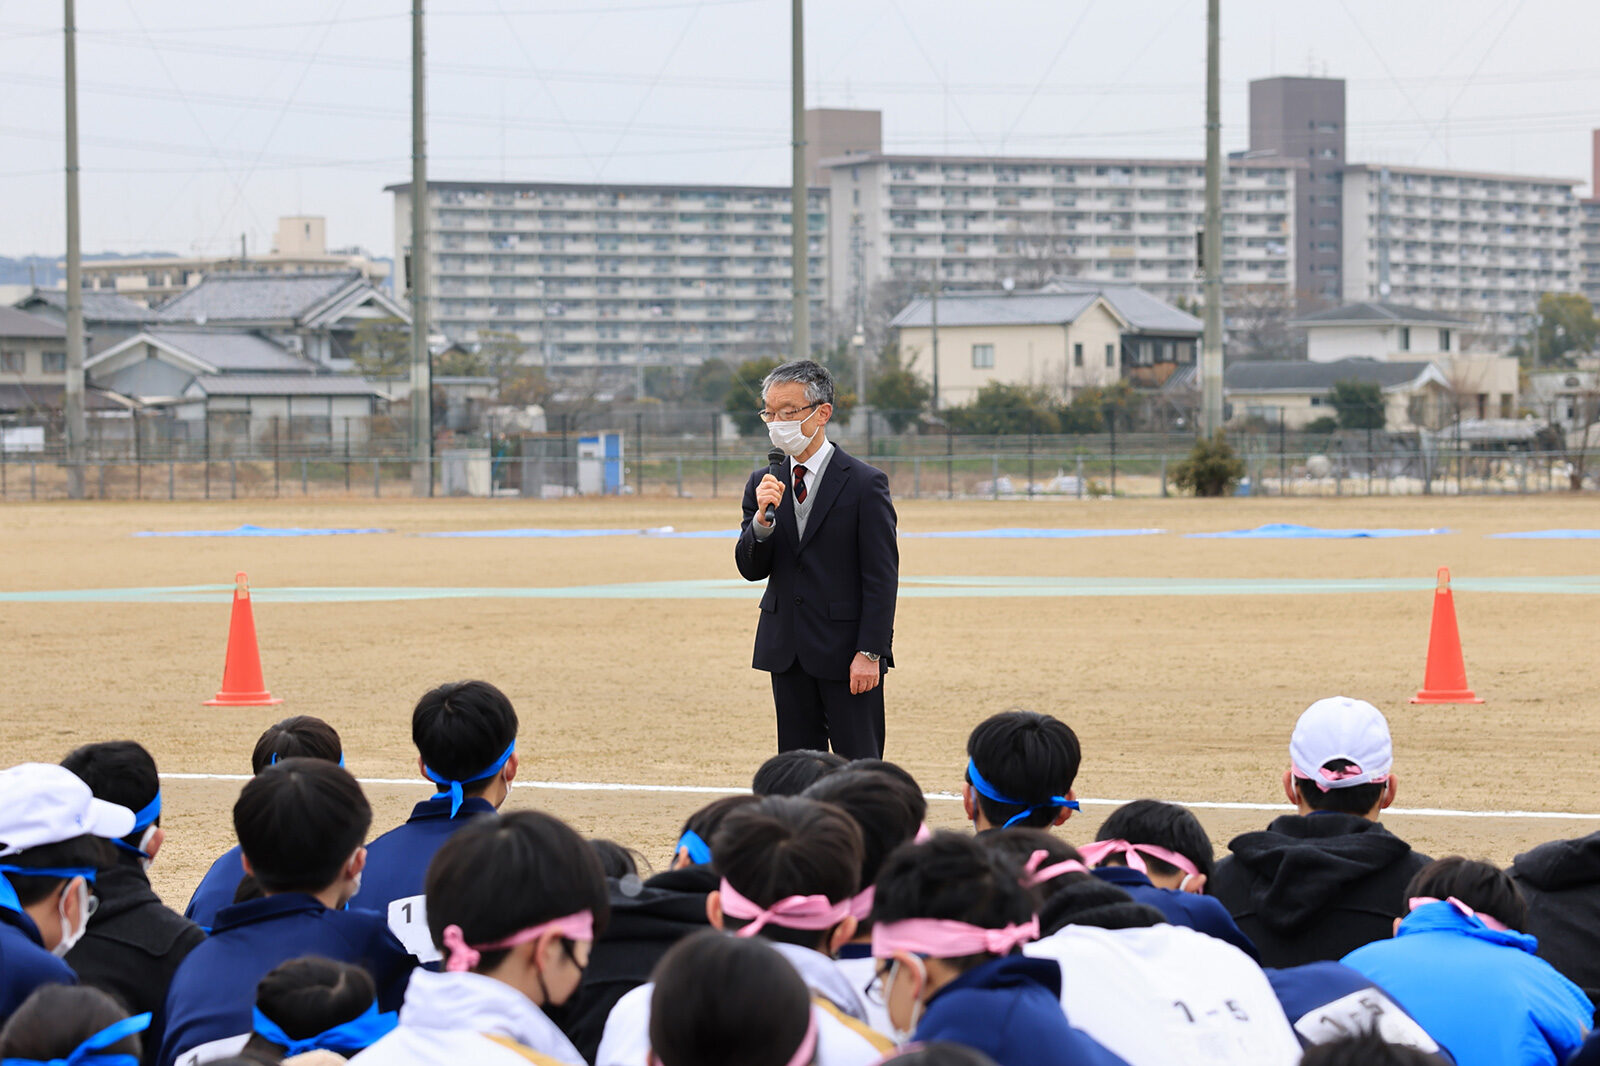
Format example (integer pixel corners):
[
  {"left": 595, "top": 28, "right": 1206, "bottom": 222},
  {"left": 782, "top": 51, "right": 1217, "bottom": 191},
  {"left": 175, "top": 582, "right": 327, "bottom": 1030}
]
[{"left": 735, "top": 446, "right": 898, "bottom": 682}]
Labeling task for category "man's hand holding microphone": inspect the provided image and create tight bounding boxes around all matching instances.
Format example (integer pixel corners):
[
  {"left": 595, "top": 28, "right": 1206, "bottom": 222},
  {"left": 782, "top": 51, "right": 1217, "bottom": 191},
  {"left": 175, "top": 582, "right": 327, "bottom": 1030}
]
[{"left": 754, "top": 447, "right": 786, "bottom": 528}]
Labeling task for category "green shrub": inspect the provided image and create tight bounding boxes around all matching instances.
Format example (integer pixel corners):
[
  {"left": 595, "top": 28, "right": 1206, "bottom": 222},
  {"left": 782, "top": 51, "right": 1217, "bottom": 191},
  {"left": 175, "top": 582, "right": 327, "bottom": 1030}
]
[{"left": 1173, "top": 433, "right": 1246, "bottom": 497}]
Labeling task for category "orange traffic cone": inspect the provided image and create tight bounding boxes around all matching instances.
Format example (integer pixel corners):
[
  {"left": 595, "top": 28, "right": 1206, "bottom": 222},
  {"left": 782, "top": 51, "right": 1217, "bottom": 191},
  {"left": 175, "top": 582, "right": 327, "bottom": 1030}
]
[
  {"left": 204, "top": 572, "right": 282, "bottom": 707},
  {"left": 1410, "top": 567, "right": 1483, "bottom": 704}
]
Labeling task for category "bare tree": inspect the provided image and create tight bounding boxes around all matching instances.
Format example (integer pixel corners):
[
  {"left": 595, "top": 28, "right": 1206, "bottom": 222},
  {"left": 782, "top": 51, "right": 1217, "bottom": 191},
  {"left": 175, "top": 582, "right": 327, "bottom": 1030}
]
[
  {"left": 1225, "top": 283, "right": 1304, "bottom": 362},
  {"left": 996, "top": 214, "right": 1085, "bottom": 289}
]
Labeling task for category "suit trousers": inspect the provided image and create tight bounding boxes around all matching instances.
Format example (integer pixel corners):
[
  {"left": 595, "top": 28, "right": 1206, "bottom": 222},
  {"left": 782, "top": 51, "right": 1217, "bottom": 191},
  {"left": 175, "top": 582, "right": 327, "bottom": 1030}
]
[{"left": 770, "top": 662, "right": 885, "bottom": 759}]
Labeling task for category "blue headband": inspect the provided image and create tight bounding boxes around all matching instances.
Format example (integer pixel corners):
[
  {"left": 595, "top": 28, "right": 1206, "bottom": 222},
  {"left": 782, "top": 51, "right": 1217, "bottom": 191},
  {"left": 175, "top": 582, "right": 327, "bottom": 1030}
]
[
  {"left": 966, "top": 760, "right": 1079, "bottom": 829},
  {"left": 675, "top": 830, "right": 713, "bottom": 866},
  {"left": 0, "top": 1011, "right": 150, "bottom": 1066},
  {"left": 111, "top": 793, "right": 162, "bottom": 861},
  {"left": 268, "top": 753, "right": 346, "bottom": 768},
  {"left": 251, "top": 1002, "right": 396, "bottom": 1058},
  {"left": 0, "top": 865, "right": 97, "bottom": 915},
  {"left": 423, "top": 739, "right": 516, "bottom": 818}
]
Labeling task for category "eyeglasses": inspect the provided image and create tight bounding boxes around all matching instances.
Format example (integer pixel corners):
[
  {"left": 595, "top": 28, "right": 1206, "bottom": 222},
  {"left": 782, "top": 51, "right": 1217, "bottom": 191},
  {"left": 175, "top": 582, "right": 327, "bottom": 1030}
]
[
  {"left": 863, "top": 960, "right": 894, "bottom": 1006},
  {"left": 757, "top": 404, "right": 819, "bottom": 424},
  {"left": 85, "top": 892, "right": 100, "bottom": 921}
]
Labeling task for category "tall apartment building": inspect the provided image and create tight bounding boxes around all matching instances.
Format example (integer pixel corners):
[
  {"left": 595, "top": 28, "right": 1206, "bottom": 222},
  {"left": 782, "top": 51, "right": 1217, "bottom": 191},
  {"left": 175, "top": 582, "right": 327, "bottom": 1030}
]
[
  {"left": 1341, "top": 163, "right": 1579, "bottom": 344},
  {"left": 388, "top": 180, "right": 826, "bottom": 371},
  {"left": 1248, "top": 76, "right": 1346, "bottom": 306},
  {"left": 1579, "top": 130, "right": 1600, "bottom": 308},
  {"left": 822, "top": 153, "right": 1299, "bottom": 335}
]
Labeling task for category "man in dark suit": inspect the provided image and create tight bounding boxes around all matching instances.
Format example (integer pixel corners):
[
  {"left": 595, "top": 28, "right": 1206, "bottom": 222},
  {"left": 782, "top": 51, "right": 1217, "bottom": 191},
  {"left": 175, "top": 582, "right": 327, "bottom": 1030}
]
[{"left": 735, "top": 360, "right": 898, "bottom": 758}]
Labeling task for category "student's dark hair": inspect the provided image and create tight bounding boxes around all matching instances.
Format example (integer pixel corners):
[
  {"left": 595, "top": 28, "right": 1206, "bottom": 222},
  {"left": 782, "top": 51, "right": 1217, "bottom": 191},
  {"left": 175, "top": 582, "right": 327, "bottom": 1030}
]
[
  {"left": 1298, "top": 1029, "right": 1449, "bottom": 1066},
  {"left": 678, "top": 794, "right": 761, "bottom": 849},
  {"left": 711, "top": 795, "right": 862, "bottom": 948},
  {"left": 427, "top": 810, "right": 610, "bottom": 976},
  {"left": 1404, "top": 856, "right": 1527, "bottom": 932},
  {"left": 251, "top": 716, "right": 343, "bottom": 775},
  {"left": 803, "top": 769, "right": 923, "bottom": 889},
  {"left": 884, "top": 1044, "right": 1002, "bottom": 1066},
  {"left": 241, "top": 956, "right": 377, "bottom": 1061},
  {"left": 1095, "top": 799, "right": 1216, "bottom": 881},
  {"left": 847, "top": 759, "right": 928, "bottom": 821},
  {"left": 647, "top": 930, "right": 812, "bottom": 1066},
  {"left": 233, "top": 759, "right": 371, "bottom": 894},
  {"left": 412, "top": 681, "right": 519, "bottom": 796},
  {"left": 1294, "top": 759, "right": 1385, "bottom": 815},
  {"left": 872, "top": 831, "right": 1033, "bottom": 972},
  {"left": 977, "top": 828, "right": 1089, "bottom": 907},
  {"left": 2, "top": 835, "right": 112, "bottom": 906},
  {"left": 751, "top": 749, "right": 849, "bottom": 797},
  {"left": 0, "top": 985, "right": 141, "bottom": 1061},
  {"left": 61, "top": 741, "right": 160, "bottom": 851},
  {"left": 590, "top": 839, "right": 644, "bottom": 880},
  {"left": 965, "top": 711, "right": 1081, "bottom": 829}
]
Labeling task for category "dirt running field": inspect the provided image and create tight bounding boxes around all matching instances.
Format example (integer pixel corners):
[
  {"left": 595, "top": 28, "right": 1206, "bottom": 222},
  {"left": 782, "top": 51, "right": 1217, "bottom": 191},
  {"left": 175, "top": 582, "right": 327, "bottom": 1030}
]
[{"left": 2, "top": 493, "right": 1598, "bottom": 909}]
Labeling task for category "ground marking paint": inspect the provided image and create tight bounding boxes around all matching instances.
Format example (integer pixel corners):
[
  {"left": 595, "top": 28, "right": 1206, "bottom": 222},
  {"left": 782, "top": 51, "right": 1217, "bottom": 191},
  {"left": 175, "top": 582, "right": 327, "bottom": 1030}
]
[{"left": 158, "top": 773, "right": 1600, "bottom": 821}]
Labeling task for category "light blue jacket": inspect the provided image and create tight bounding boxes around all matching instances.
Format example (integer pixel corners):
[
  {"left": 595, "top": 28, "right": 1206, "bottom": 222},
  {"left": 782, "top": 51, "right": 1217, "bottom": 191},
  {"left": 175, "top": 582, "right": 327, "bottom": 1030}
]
[{"left": 1341, "top": 900, "right": 1590, "bottom": 1066}]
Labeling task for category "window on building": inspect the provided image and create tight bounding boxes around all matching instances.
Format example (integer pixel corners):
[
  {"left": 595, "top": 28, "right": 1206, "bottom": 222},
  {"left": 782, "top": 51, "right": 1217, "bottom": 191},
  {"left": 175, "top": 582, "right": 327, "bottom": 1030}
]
[
  {"left": 0, "top": 351, "right": 21, "bottom": 373},
  {"left": 1073, "top": 342, "right": 1084, "bottom": 367},
  {"left": 971, "top": 343, "right": 995, "bottom": 369},
  {"left": 1398, "top": 326, "right": 1410, "bottom": 351},
  {"left": 1104, "top": 343, "right": 1116, "bottom": 367},
  {"left": 41, "top": 351, "right": 65, "bottom": 373},
  {"left": 1439, "top": 329, "right": 1451, "bottom": 352}
]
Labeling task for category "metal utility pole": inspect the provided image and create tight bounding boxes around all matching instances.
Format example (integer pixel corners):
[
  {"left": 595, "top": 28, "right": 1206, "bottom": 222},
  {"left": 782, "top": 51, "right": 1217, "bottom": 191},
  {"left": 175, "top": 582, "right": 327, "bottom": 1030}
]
[
  {"left": 409, "top": 0, "right": 433, "bottom": 496},
  {"left": 1199, "top": 0, "right": 1225, "bottom": 437},
  {"left": 929, "top": 259, "right": 940, "bottom": 410},
  {"left": 789, "top": 0, "right": 809, "bottom": 363},
  {"left": 63, "top": 0, "right": 85, "bottom": 499}
]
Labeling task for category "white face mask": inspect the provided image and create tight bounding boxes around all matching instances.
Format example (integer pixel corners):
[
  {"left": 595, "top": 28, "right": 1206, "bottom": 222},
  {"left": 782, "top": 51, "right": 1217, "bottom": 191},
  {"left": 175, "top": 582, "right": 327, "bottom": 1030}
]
[
  {"left": 767, "top": 409, "right": 818, "bottom": 457},
  {"left": 52, "top": 878, "right": 90, "bottom": 958}
]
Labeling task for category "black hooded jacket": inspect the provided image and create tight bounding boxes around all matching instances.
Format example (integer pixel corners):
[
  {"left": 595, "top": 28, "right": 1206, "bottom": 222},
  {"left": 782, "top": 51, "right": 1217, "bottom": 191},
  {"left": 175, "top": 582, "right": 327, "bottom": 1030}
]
[
  {"left": 64, "top": 855, "right": 206, "bottom": 1024},
  {"left": 550, "top": 864, "right": 716, "bottom": 1063},
  {"left": 1511, "top": 831, "right": 1600, "bottom": 1017},
  {"left": 1211, "top": 812, "right": 1430, "bottom": 968}
]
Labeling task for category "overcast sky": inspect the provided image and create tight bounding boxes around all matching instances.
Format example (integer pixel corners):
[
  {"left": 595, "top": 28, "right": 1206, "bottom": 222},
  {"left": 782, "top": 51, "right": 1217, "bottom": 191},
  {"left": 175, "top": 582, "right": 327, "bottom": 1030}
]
[{"left": 1, "top": 0, "right": 1594, "bottom": 260}]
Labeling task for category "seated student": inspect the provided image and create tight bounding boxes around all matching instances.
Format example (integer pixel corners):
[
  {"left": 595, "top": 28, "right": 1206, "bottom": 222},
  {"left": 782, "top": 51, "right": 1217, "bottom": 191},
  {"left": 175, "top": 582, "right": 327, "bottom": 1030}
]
[
  {"left": 588, "top": 841, "right": 643, "bottom": 881},
  {"left": 354, "top": 682, "right": 519, "bottom": 960},
  {"left": 157, "top": 759, "right": 416, "bottom": 1066},
  {"left": 1081, "top": 800, "right": 1258, "bottom": 959},
  {"left": 1298, "top": 1029, "right": 1450, "bottom": 1066},
  {"left": 804, "top": 767, "right": 925, "bottom": 1036},
  {"left": 1211, "top": 698, "right": 1431, "bottom": 967},
  {"left": 868, "top": 832, "right": 1126, "bottom": 1066},
  {"left": 1509, "top": 829, "right": 1600, "bottom": 1014},
  {"left": 873, "top": 1046, "right": 999, "bottom": 1066},
  {"left": 961, "top": 711, "right": 1081, "bottom": 832},
  {"left": 239, "top": 957, "right": 396, "bottom": 1064},
  {"left": 0, "top": 984, "right": 150, "bottom": 1064},
  {"left": 349, "top": 810, "right": 607, "bottom": 1066},
  {"left": 1341, "top": 857, "right": 1592, "bottom": 1066},
  {"left": 187, "top": 717, "right": 345, "bottom": 930},
  {"left": 1263, "top": 961, "right": 1450, "bottom": 1060},
  {"left": 556, "top": 795, "right": 756, "bottom": 1064},
  {"left": 980, "top": 830, "right": 1301, "bottom": 1066},
  {"left": 0, "top": 763, "right": 137, "bottom": 1025},
  {"left": 753, "top": 749, "right": 849, "bottom": 797},
  {"left": 596, "top": 795, "right": 891, "bottom": 1066},
  {"left": 646, "top": 930, "right": 815, "bottom": 1066},
  {"left": 60, "top": 741, "right": 207, "bottom": 1022}
]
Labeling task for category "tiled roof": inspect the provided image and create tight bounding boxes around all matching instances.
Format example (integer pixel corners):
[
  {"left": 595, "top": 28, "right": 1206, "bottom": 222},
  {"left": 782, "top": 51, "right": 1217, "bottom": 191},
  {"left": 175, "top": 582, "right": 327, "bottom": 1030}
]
[
  {"left": 146, "top": 330, "right": 313, "bottom": 373},
  {"left": 156, "top": 271, "right": 364, "bottom": 324},
  {"left": 1290, "top": 302, "right": 1471, "bottom": 327},
  {"left": 0, "top": 306, "right": 66, "bottom": 339},
  {"left": 1226, "top": 357, "right": 1439, "bottom": 391},
  {"left": 15, "top": 289, "right": 156, "bottom": 324},
  {"left": 189, "top": 374, "right": 386, "bottom": 397}
]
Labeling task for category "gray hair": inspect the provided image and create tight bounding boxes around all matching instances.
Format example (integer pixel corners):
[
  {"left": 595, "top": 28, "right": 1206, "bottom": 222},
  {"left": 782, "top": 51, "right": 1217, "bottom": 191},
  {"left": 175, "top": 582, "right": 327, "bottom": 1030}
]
[{"left": 761, "top": 359, "right": 835, "bottom": 408}]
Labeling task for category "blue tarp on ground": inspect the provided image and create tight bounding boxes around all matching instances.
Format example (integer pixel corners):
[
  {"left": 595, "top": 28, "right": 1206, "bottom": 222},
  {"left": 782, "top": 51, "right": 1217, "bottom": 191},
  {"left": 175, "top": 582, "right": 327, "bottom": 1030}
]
[
  {"left": 417, "top": 528, "right": 644, "bottom": 538},
  {"left": 1188, "top": 523, "right": 1450, "bottom": 540},
  {"left": 904, "top": 528, "right": 1166, "bottom": 539},
  {"left": 135, "top": 524, "right": 388, "bottom": 538},
  {"left": 1490, "top": 529, "right": 1600, "bottom": 539}
]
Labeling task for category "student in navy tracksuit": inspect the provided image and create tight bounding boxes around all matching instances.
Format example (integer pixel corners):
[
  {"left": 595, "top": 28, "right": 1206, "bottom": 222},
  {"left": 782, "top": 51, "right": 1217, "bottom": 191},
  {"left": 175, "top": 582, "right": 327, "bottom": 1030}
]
[
  {"left": 157, "top": 759, "right": 416, "bottom": 1066},
  {"left": 184, "top": 716, "right": 345, "bottom": 930},
  {"left": 1264, "top": 960, "right": 1452, "bottom": 1060},
  {"left": 0, "top": 764, "right": 139, "bottom": 1026},
  {"left": 1082, "top": 800, "right": 1259, "bottom": 960},
  {"left": 352, "top": 681, "right": 519, "bottom": 955},
  {"left": 870, "top": 832, "right": 1128, "bottom": 1066}
]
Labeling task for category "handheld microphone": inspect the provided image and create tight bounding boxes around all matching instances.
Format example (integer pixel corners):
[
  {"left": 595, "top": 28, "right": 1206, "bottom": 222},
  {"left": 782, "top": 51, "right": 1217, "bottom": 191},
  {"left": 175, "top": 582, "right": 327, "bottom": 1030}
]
[{"left": 763, "top": 447, "right": 785, "bottom": 524}]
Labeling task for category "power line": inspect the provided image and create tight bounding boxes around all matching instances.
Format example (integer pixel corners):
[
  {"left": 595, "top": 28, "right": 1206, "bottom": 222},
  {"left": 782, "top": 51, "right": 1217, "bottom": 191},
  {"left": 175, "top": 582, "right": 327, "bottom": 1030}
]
[{"left": 595, "top": 1, "right": 706, "bottom": 177}]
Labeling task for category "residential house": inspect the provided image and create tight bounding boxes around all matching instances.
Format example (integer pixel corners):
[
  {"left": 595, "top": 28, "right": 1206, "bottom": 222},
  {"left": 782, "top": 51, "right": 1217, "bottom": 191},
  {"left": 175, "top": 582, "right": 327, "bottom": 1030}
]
[
  {"left": 0, "top": 305, "right": 133, "bottom": 421},
  {"left": 12, "top": 289, "right": 157, "bottom": 355},
  {"left": 1222, "top": 357, "right": 1453, "bottom": 431}
]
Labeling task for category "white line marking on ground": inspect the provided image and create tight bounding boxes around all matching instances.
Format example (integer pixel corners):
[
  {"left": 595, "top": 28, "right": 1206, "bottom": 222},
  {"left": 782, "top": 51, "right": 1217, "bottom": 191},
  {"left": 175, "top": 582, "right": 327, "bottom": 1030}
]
[{"left": 157, "top": 773, "right": 1600, "bottom": 821}]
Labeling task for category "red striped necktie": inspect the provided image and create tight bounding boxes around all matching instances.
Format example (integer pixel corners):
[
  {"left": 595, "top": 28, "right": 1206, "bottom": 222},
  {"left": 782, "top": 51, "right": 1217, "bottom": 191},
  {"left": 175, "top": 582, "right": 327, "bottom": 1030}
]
[{"left": 793, "top": 464, "right": 808, "bottom": 504}]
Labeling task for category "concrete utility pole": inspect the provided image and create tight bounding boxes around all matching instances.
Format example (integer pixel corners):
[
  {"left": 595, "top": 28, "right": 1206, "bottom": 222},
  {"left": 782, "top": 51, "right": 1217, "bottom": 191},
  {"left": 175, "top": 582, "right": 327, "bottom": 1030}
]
[
  {"left": 1199, "top": 0, "right": 1225, "bottom": 437},
  {"left": 409, "top": 0, "right": 432, "bottom": 496},
  {"left": 929, "top": 259, "right": 940, "bottom": 410},
  {"left": 789, "top": 0, "right": 809, "bottom": 364},
  {"left": 63, "top": 0, "right": 85, "bottom": 499}
]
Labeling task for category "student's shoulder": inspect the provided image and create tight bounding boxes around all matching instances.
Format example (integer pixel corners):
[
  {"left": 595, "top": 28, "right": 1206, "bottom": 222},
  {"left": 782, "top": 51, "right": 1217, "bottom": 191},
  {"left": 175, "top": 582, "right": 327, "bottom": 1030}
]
[
  {"left": 0, "top": 925, "right": 74, "bottom": 984},
  {"left": 812, "top": 997, "right": 895, "bottom": 1056}
]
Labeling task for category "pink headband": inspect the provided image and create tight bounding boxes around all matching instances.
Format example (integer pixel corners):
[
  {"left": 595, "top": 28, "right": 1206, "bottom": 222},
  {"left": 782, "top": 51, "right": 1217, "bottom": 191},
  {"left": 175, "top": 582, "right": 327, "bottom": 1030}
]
[
  {"left": 1078, "top": 839, "right": 1199, "bottom": 877},
  {"left": 913, "top": 823, "right": 933, "bottom": 844},
  {"left": 719, "top": 880, "right": 853, "bottom": 937},
  {"left": 1021, "top": 848, "right": 1088, "bottom": 887},
  {"left": 649, "top": 1014, "right": 816, "bottom": 1066},
  {"left": 1408, "top": 895, "right": 1510, "bottom": 933},
  {"left": 847, "top": 885, "right": 876, "bottom": 922},
  {"left": 440, "top": 910, "right": 595, "bottom": 973},
  {"left": 871, "top": 916, "right": 1040, "bottom": 959}
]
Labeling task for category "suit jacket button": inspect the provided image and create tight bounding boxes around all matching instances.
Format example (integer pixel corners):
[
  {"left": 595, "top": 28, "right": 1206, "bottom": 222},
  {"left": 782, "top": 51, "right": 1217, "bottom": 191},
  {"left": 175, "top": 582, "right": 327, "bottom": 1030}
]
[{"left": 793, "top": 595, "right": 803, "bottom": 605}]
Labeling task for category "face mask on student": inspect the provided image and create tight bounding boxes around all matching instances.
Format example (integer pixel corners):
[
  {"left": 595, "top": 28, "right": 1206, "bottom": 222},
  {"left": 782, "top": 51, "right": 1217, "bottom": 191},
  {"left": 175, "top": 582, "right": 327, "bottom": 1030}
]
[
  {"left": 767, "top": 409, "right": 818, "bottom": 457},
  {"left": 52, "top": 877, "right": 92, "bottom": 958}
]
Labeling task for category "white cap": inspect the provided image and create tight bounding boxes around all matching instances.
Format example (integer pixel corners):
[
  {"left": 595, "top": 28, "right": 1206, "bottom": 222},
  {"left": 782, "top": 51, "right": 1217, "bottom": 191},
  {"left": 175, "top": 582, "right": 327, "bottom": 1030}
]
[
  {"left": 0, "top": 763, "right": 136, "bottom": 857},
  {"left": 1289, "top": 697, "right": 1394, "bottom": 791}
]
